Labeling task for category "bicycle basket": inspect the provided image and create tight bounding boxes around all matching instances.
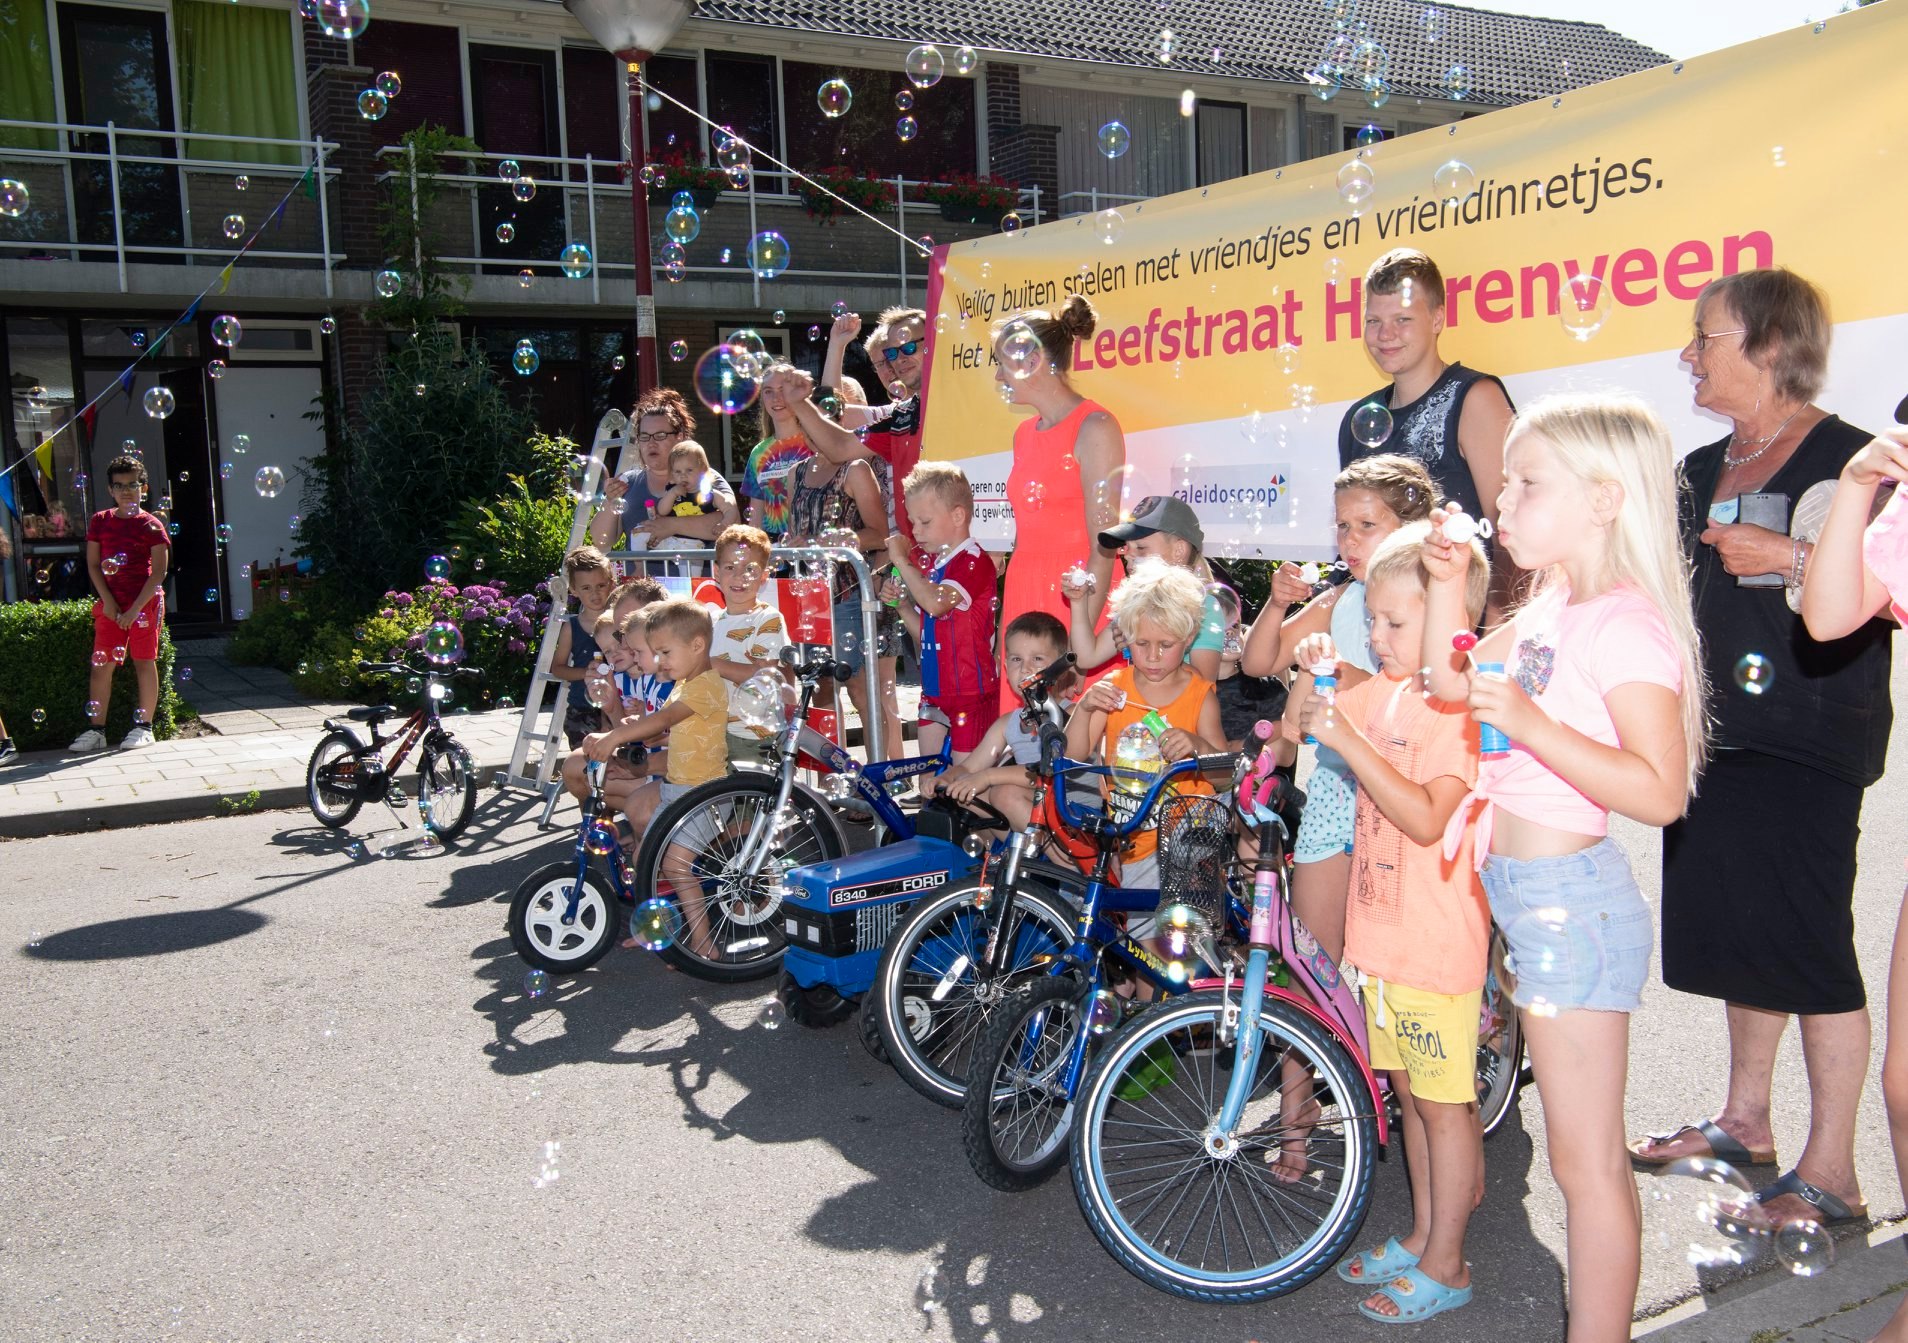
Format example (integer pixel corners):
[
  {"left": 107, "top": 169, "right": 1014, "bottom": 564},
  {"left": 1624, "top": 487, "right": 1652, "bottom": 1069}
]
[{"left": 1155, "top": 794, "right": 1233, "bottom": 926}]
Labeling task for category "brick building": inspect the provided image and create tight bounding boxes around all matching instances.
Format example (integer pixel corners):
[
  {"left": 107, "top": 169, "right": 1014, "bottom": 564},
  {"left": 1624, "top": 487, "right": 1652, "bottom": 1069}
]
[{"left": 0, "top": 0, "right": 1664, "bottom": 625}]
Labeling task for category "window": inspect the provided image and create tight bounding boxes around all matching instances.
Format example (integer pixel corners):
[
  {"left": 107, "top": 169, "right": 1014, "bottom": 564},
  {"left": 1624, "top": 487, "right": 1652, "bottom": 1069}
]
[
  {"left": 352, "top": 20, "right": 466, "bottom": 139},
  {"left": 470, "top": 45, "right": 564, "bottom": 268},
  {"left": 563, "top": 46, "right": 621, "bottom": 178},
  {"left": 642, "top": 54, "right": 700, "bottom": 159},
  {"left": 706, "top": 54, "right": 777, "bottom": 171},
  {"left": 58, "top": 4, "right": 183, "bottom": 253},
  {"left": 1342, "top": 123, "right": 1391, "bottom": 151},
  {"left": 781, "top": 61, "right": 976, "bottom": 183},
  {"left": 4, "top": 316, "right": 89, "bottom": 599},
  {"left": 1022, "top": 83, "right": 1182, "bottom": 205},
  {"left": 1196, "top": 101, "right": 1246, "bottom": 186}
]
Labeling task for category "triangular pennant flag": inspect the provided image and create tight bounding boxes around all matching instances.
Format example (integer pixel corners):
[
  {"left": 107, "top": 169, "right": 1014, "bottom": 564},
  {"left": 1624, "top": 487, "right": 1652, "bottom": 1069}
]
[
  {"left": 0, "top": 469, "right": 17, "bottom": 518},
  {"left": 116, "top": 367, "right": 135, "bottom": 397},
  {"left": 302, "top": 167, "right": 317, "bottom": 202},
  {"left": 217, "top": 264, "right": 234, "bottom": 294},
  {"left": 78, "top": 404, "right": 99, "bottom": 440},
  {"left": 32, "top": 440, "right": 54, "bottom": 479},
  {"left": 182, "top": 298, "right": 201, "bottom": 321},
  {"left": 270, "top": 198, "right": 287, "bottom": 229}
]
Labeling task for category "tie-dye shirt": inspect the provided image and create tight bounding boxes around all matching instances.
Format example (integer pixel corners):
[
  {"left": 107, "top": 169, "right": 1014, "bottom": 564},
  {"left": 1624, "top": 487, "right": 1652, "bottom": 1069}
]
[{"left": 741, "top": 435, "right": 815, "bottom": 539}]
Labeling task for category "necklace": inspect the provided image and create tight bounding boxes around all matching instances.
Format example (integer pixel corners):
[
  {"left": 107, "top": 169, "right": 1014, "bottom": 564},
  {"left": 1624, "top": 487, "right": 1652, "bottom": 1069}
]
[{"left": 1723, "top": 408, "right": 1801, "bottom": 468}]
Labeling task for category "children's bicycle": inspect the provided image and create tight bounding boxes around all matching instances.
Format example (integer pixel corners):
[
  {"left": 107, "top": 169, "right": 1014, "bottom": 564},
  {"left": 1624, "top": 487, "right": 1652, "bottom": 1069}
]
[
  {"left": 306, "top": 659, "right": 482, "bottom": 840},
  {"left": 1065, "top": 728, "right": 1385, "bottom": 1301},
  {"left": 624, "top": 647, "right": 950, "bottom": 979}
]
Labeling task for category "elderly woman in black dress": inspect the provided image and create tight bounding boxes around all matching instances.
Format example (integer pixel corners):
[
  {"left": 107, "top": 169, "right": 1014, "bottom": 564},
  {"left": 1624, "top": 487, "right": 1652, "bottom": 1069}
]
[{"left": 1629, "top": 269, "right": 1894, "bottom": 1231}]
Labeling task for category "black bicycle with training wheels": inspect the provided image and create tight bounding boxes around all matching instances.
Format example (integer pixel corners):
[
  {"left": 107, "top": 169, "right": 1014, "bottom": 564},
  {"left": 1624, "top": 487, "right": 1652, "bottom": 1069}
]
[{"left": 305, "top": 659, "right": 482, "bottom": 841}]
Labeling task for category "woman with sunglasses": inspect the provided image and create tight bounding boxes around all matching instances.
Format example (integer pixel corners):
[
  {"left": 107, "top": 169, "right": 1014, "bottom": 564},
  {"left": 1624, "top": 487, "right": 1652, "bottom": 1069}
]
[{"left": 992, "top": 294, "right": 1127, "bottom": 713}]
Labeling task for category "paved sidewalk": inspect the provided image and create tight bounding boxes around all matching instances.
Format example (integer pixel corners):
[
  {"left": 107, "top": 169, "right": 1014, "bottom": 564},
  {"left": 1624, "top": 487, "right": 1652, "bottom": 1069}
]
[
  {"left": 172, "top": 637, "right": 357, "bottom": 735},
  {"left": 1635, "top": 1228, "right": 1907, "bottom": 1340},
  {"left": 0, "top": 705, "right": 538, "bottom": 838}
]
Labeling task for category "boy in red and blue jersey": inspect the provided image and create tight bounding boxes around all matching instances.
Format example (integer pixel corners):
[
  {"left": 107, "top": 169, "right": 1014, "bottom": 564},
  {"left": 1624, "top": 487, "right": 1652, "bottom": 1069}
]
[{"left": 884, "top": 462, "right": 998, "bottom": 761}]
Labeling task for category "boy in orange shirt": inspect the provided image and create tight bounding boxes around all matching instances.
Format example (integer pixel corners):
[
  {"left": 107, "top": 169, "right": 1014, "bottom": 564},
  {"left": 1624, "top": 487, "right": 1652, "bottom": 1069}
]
[{"left": 1296, "top": 520, "right": 1490, "bottom": 1324}]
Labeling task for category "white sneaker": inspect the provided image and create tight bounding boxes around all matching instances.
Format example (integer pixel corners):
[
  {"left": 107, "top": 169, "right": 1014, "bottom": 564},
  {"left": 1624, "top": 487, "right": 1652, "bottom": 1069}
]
[
  {"left": 69, "top": 727, "right": 108, "bottom": 753},
  {"left": 120, "top": 726, "right": 155, "bottom": 750}
]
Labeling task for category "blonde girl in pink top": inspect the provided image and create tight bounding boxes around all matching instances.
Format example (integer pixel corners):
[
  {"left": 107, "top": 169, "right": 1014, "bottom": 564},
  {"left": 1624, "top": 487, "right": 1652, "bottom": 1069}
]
[
  {"left": 1802, "top": 425, "right": 1908, "bottom": 1343},
  {"left": 1421, "top": 394, "right": 1707, "bottom": 1343}
]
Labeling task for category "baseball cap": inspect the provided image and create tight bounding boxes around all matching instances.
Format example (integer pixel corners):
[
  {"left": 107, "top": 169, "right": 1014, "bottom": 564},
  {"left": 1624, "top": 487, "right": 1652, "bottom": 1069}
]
[{"left": 1099, "top": 494, "right": 1204, "bottom": 555}]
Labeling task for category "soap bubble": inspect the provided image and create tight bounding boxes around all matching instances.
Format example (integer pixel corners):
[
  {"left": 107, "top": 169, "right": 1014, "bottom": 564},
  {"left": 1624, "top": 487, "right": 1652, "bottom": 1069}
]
[
  {"left": 374, "top": 268, "right": 403, "bottom": 298},
  {"left": 918, "top": 233, "right": 934, "bottom": 251},
  {"left": 629, "top": 898, "right": 683, "bottom": 952},
  {"left": 714, "top": 131, "right": 750, "bottom": 171},
  {"left": 747, "top": 230, "right": 790, "bottom": 279},
  {"left": 954, "top": 46, "right": 979, "bottom": 74},
  {"left": 1775, "top": 1220, "right": 1835, "bottom": 1277},
  {"left": 659, "top": 241, "right": 687, "bottom": 281},
  {"left": 179, "top": 666, "right": 194, "bottom": 682},
  {"left": 1646, "top": 1156, "right": 1762, "bottom": 1269},
  {"left": 207, "top": 359, "right": 227, "bottom": 379},
  {"left": 31, "top": 709, "right": 45, "bottom": 725},
  {"left": 1433, "top": 159, "right": 1478, "bottom": 206},
  {"left": 693, "top": 345, "right": 763, "bottom": 415},
  {"left": 523, "top": 969, "right": 551, "bottom": 999},
  {"left": 1323, "top": 256, "right": 1345, "bottom": 286},
  {"left": 553, "top": 242, "right": 593, "bottom": 280},
  {"left": 495, "top": 221, "right": 515, "bottom": 243},
  {"left": 0, "top": 179, "right": 29, "bottom": 218},
  {"left": 288, "top": 514, "right": 301, "bottom": 534},
  {"left": 663, "top": 203, "right": 700, "bottom": 244},
  {"left": 233, "top": 174, "right": 251, "bottom": 193},
  {"left": 424, "top": 554, "right": 451, "bottom": 580},
  {"left": 728, "top": 328, "right": 769, "bottom": 364},
  {"left": 231, "top": 433, "right": 250, "bottom": 454},
  {"left": 356, "top": 88, "right": 387, "bottom": 121},
  {"left": 1087, "top": 989, "right": 1122, "bottom": 1036},
  {"left": 1559, "top": 273, "right": 1613, "bottom": 341},
  {"left": 1501, "top": 904, "right": 1603, "bottom": 1018},
  {"left": 319, "top": 316, "right": 336, "bottom": 335},
  {"left": 807, "top": 324, "right": 821, "bottom": 340},
  {"left": 895, "top": 89, "right": 914, "bottom": 112},
  {"left": 756, "top": 998, "right": 785, "bottom": 1030},
  {"left": 1356, "top": 123, "right": 1383, "bottom": 148},
  {"left": 998, "top": 322, "right": 1043, "bottom": 379},
  {"left": 211, "top": 314, "right": 242, "bottom": 347},
  {"left": 1444, "top": 63, "right": 1472, "bottom": 99},
  {"left": 1734, "top": 652, "right": 1774, "bottom": 695},
  {"left": 253, "top": 466, "right": 286, "bottom": 504},
  {"left": 663, "top": 339, "right": 686, "bottom": 362},
  {"left": 1094, "top": 208, "right": 1124, "bottom": 246},
  {"left": 1351, "top": 402, "right": 1394, "bottom": 448},
  {"left": 517, "top": 268, "right": 535, "bottom": 288},
  {"left": 221, "top": 214, "right": 246, "bottom": 240},
  {"left": 512, "top": 342, "right": 539, "bottom": 375},
  {"left": 317, "top": 0, "right": 369, "bottom": 40},
  {"left": 817, "top": 79, "right": 852, "bottom": 118},
  {"left": 831, "top": 300, "right": 849, "bottom": 318},
  {"left": 1336, "top": 159, "right": 1375, "bottom": 210},
  {"left": 498, "top": 159, "right": 521, "bottom": 180},
  {"left": 422, "top": 622, "right": 464, "bottom": 664},
  {"left": 143, "top": 386, "right": 176, "bottom": 419},
  {"left": 895, "top": 115, "right": 918, "bottom": 142},
  {"left": 102, "top": 554, "right": 125, "bottom": 577},
  {"left": 91, "top": 650, "right": 109, "bottom": 668},
  {"left": 1098, "top": 121, "right": 1132, "bottom": 159},
  {"left": 905, "top": 44, "right": 945, "bottom": 88},
  {"left": 216, "top": 522, "right": 233, "bottom": 541},
  {"left": 999, "top": 211, "right": 1023, "bottom": 236},
  {"left": 1422, "top": 6, "right": 1443, "bottom": 41},
  {"left": 1180, "top": 89, "right": 1197, "bottom": 117},
  {"left": 610, "top": 355, "right": 626, "bottom": 371},
  {"left": 510, "top": 177, "right": 536, "bottom": 203},
  {"left": 1158, "top": 28, "right": 1176, "bottom": 62}
]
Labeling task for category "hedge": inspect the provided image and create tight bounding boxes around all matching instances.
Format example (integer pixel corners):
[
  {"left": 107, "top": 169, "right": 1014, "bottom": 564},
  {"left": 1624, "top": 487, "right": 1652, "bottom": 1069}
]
[{"left": 0, "top": 600, "right": 180, "bottom": 751}]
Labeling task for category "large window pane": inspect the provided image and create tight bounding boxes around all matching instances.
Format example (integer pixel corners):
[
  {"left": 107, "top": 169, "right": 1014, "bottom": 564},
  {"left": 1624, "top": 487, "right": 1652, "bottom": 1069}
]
[
  {"left": 641, "top": 54, "right": 700, "bottom": 160},
  {"left": 175, "top": 0, "right": 300, "bottom": 165},
  {"left": 781, "top": 61, "right": 976, "bottom": 183},
  {"left": 4, "top": 317, "right": 88, "bottom": 600},
  {"left": 563, "top": 45, "right": 621, "bottom": 178},
  {"left": 706, "top": 54, "right": 777, "bottom": 167},
  {"left": 1196, "top": 102, "right": 1245, "bottom": 186},
  {"left": 471, "top": 45, "right": 564, "bottom": 271},
  {"left": 1022, "top": 83, "right": 1183, "bottom": 206},
  {"left": 58, "top": 3, "right": 183, "bottom": 253},
  {"left": 352, "top": 20, "right": 466, "bottom": 139}
]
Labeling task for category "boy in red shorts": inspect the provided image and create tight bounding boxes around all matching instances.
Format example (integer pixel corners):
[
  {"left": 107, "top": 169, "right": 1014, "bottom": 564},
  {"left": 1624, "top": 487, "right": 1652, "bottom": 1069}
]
[
  {"left": 75, "top": 454, "right": 170, "bottom": 752},
  {"left": 884, "top": 461, "right": 997, "bottom": 763}
]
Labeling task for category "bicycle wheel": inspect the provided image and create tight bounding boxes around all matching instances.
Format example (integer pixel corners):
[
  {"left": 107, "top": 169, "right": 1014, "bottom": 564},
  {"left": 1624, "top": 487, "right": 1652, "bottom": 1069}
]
[
  {"left": 633, "top": 773, "right": 849, "bottom": 983},
  {"left": 508, "top": 861, "right": 618, "bottom": 972},
  {"left": 417, "top": 740, "right": 477, "bottom": 840},
  {"left": 871, "top": 880, "right": 1079, "bottom": 1109},
  {"left": 1477, "top": 927, "right": 1525, "bottom": 1138},
  {"left": 1070, "top": 991, "right": 1379, "bottom": 1303},
  {"left": 306, "top": 730, "right": 365, "bottom": 829},
  {"left": 961, "top": 974, "right": 1088, "bottom": 1191}
]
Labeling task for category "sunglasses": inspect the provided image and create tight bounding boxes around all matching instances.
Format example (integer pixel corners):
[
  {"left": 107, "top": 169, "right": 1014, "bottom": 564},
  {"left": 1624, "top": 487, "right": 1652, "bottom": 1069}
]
[{"left": 880, "top": 339, "right": 923, "bottom": 363}]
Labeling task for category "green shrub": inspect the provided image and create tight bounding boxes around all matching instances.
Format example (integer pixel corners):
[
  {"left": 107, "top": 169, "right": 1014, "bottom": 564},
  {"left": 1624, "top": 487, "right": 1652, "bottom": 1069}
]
[
  {"left": 0, "top": 600, "right": 180, "bottom": 751},
  {"left": 227, "top": 594, "right": 317, "bottom": 671},
  {"left": 446, "top": 463, "right": 577, "bottom": 596}
]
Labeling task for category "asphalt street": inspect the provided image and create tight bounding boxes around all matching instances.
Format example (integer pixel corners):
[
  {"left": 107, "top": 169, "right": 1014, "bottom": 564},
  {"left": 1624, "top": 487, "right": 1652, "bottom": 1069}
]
[{"left": 2, "top": 733, "right": 1904, "bottom": 1341}]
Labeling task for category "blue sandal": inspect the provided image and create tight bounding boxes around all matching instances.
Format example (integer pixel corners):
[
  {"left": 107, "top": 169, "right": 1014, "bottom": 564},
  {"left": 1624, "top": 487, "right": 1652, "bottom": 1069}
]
[
  {"left": 1335, "top": 1237, "right": 1419, "bottom": 1285},
  {"left": 1356, "top": 1265, "right": 1473, "bottom": 1323}
]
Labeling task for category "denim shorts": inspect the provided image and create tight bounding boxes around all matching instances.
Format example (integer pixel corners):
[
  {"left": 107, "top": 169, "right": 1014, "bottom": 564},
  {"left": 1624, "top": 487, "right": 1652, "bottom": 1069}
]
[{"left": 1481, "top": 836, "right": 1654, "bottom": 1014}]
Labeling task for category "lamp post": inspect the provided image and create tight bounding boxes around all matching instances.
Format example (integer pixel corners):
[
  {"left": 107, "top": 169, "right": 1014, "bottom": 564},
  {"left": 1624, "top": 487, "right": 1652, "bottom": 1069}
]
[{"left": 562, "top": 0, "right": 692, "bottom": 401}]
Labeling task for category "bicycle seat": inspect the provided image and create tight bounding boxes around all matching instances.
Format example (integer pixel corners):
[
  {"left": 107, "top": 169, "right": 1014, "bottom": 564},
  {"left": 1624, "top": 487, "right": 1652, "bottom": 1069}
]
[{"left": 347, "top": 705, "right": 397, "bottom": 722}]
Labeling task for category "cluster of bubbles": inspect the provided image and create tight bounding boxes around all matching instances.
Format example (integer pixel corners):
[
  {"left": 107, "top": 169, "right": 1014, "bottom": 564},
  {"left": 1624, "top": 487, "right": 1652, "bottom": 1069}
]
[
  {"left": 512, "top": 339, "right": 540, "bottom": 376},
  {"left": 1644, "top": 1156, "right": 1834, "bottom": 1277}
]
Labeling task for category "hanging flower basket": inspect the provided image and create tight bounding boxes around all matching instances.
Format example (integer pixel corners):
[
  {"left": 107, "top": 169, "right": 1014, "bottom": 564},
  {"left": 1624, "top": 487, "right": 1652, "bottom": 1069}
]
[
  {"left": 798, "top": 166, "right": 898, "bottom": 225},
  {"left": 922, "top": 173, "right": 1018, "bottom": 226},
  {"left": 645, "top": 148, "right": 728, "bottom": 209}
]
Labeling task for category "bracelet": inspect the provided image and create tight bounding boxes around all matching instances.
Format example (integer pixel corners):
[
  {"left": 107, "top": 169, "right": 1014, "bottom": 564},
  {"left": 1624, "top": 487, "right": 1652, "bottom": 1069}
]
[{"left": 1787, "top": 539, "right": 1808, "bottom": 591}]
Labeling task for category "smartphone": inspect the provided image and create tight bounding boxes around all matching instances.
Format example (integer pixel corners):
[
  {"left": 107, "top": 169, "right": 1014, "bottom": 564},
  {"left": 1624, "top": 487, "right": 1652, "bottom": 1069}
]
[{"left": 1736, "top": 491, "right": 1790, "bottom": 588}]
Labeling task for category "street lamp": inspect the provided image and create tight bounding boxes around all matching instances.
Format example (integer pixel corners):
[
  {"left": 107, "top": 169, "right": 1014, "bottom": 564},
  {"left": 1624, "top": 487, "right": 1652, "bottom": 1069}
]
[{"left": 562, "top": 0, "right": 692, "bottom": 401}]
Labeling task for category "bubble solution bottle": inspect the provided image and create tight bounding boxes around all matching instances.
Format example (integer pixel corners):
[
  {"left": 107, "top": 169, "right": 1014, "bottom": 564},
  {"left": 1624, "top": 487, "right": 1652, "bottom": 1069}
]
[
  {"left": 1475, "top": 663, "right": 1512, "bottom": 759},
  {"left": 1110, "top": 710, "right": 1168, "bottom": 825},
  {"left": 1303, "top": 662, "right": 1336, "bottom": 745}
]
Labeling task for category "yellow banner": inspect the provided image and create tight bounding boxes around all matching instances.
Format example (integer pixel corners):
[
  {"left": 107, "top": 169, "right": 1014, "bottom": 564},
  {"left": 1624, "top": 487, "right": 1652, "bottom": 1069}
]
[{"left": 920, "top": 5, "right": 1908, "bottom": 558}]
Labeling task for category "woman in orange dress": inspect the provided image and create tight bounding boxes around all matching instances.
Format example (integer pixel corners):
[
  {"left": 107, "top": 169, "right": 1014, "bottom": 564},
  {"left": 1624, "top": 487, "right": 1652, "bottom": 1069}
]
[{"left": 996, "top": 296, "right": 1128, "bottom": 712}]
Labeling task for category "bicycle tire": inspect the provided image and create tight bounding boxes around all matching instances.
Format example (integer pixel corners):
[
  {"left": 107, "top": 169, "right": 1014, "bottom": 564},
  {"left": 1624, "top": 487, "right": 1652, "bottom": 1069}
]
[
  {"left": 961, "top": 974, "right": 1088, "bottom": 1192},
  {"left": 871, "top": 880, "right": 1079, "bottom": 1109},
  {"left": 417, "top": 740, "right": 477, "bottom": 840},
  {"left": 1478, "top": 928, "right": 1526, "bottom": 1138},
  {"left": 508, "top": 861, "right": 619, "bottom": 973},
  {"left": 306, "top": 730, "right": 365, "bottom": 828},
  {"left": 1070, "top": 991, "right": 1378, "bottom": 1303},
  {"left": 633, "top": 773, "right": 849, "bottom": 983}
]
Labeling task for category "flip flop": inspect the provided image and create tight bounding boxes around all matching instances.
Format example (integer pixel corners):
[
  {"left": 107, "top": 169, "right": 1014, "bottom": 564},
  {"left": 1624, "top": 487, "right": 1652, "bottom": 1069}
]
[
  {"left": 1335, "top": 1236, "right": 1419, "bottom": 1285},
  {"left": 1629, "top": 1119, "right": 1777, "bottom": 1169},
  {"left": 1752, "top": 1170, "right": 1869, "bottom": 1227},
  {"left": 1355, "top": 1265, "right": 1473, "bottom": 1323}
]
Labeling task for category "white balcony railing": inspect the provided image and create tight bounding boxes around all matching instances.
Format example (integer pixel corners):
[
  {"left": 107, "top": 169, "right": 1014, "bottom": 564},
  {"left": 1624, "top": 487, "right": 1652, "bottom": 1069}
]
[
  {"left": 375, "top": 144, "right": 1046, "bottom": 307},
  {"left": 0, "top": 120, "right": 342, "bottom": 294}
]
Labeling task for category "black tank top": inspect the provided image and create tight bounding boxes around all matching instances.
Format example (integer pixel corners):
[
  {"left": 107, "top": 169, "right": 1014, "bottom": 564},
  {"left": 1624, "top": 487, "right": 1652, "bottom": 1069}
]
[{"left": 1336, "top": 362, "right": 1510, "bottom": 520}]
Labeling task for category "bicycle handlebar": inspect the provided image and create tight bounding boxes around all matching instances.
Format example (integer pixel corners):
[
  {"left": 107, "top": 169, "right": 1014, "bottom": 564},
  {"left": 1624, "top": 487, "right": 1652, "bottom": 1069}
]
[
  {"left": 1018, "top": 652, "right": 1077, "bottom": 703},
  {"left": 1048, "top": 749, "right": 1242, "bottom": 843},
  {"left": 357, "top": 659, "right": 484, "bottom": 680}
]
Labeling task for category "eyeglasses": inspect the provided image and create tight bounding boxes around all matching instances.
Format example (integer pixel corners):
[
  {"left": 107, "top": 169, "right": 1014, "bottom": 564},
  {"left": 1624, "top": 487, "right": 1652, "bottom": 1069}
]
[
  {"left": 633, "top": 430, "right": 677, "bottom": 444},
  {"left": 107, "top": 479, "right": 143, "bottom": 492},
  {"left": 1689, "top": 327, "right": 1745, "bottom": 353},
  {"left": 880, "top": 339, "right": 923, "bottom": 363}
]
